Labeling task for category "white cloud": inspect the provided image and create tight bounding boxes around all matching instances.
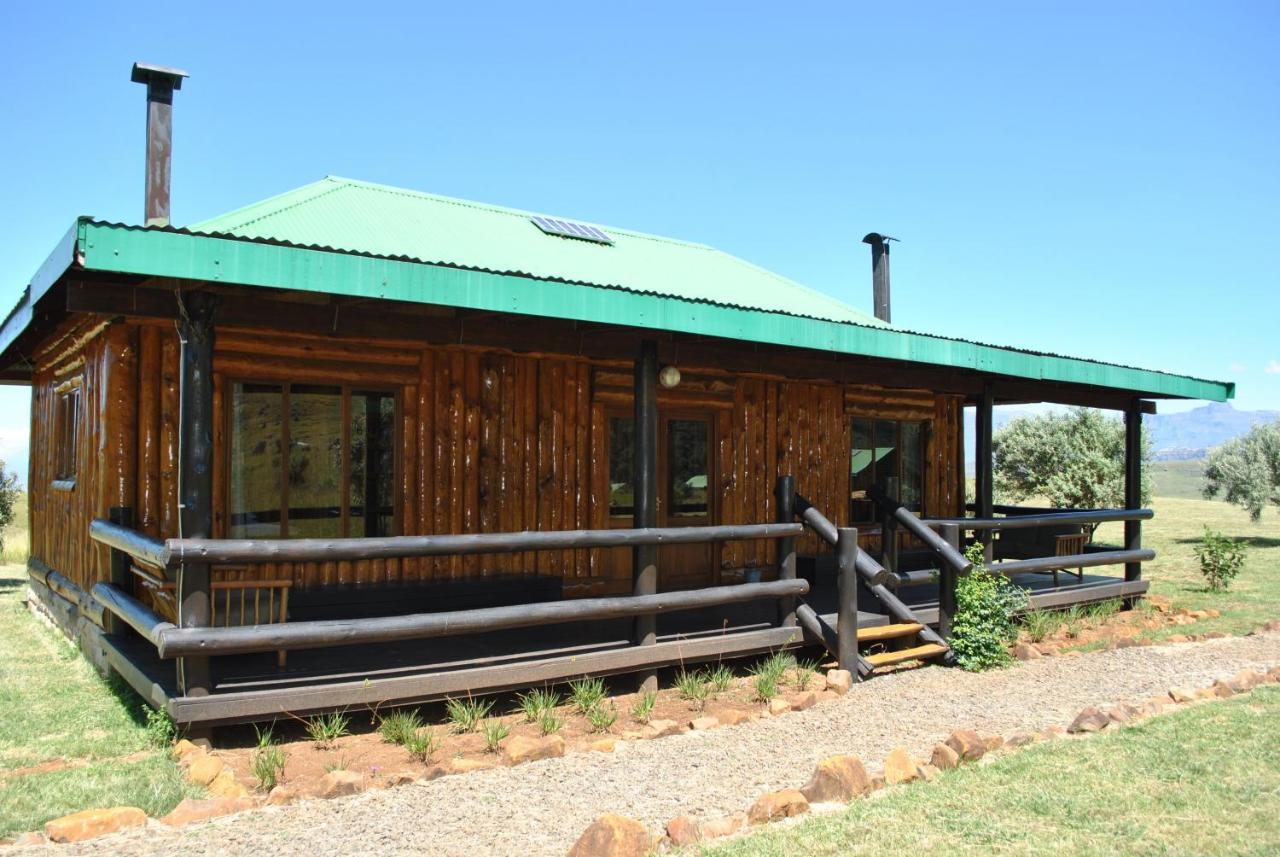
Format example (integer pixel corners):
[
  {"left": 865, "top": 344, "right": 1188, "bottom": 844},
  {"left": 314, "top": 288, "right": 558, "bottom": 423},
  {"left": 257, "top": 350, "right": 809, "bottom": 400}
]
[
  {"left": 1229, "top": 362, "right": 1247, "bottom": 373},
  {"left": 1267, "top": 361, "right": 1280, "bottom": 375}
]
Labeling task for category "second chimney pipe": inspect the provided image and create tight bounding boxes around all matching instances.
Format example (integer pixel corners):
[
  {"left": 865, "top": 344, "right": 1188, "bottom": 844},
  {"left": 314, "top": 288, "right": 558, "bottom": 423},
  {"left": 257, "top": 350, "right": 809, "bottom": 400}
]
[
  {"left": 862, "top": 232, "right": 894, "bottom": 323},
  {"left": 131, "top": 62, "right": 189, "bottom": 227}
]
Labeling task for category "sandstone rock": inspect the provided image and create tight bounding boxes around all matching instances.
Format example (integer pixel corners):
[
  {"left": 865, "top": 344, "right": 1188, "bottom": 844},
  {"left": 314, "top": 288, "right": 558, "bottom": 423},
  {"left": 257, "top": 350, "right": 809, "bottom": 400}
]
[
  {"left": 666, "top": 815, "right": 701, "bottom": 847},
  {"left": 265, "top": 785, "right": 298, "bottom": 806},
  {"left": 869, "top": 774, "right": 886, "bottom": 792},
  {"left": 1006, "top": 731, "right": 1038, "bottom": 748},
  {"left": 1062, "top": 650, "right": 1084, "bottom": 658},
  {"left": 588, "top": 738, "right": 618, "bottom": 753},
  {"left": 1264, "top": 619, "right": 1280, "bottom": 632},
  {"left": 1205, "top": 631, "right": 1227, "bottom": 639},
  {"left": 1188, "top": 610, "right": 1209, "bottom": 620},
  {"left": 161, "top": 796, "right": 256, "bottom": 827},
  {"left": 1195, "top": 688, "right": 1218, "bottom": 700},
  {"left": 800, "top": 755, "right": 870, "bottom": 803},
  {"left": 644, "top": 719, "right": 683, "bottom": 739},
  {"left": 318, "top": 769, "right": 364, "bottom": 799},
  {"left": 1041, "top": 725, "right": 1066, "bottom": 739},
  {"left": 701, "top": 814, "right": 746, "bottom": 839},
  {"left": 421, "top": 764, "right": 450, "bottom": 781},
  {"left": 1140, "top": 696, "right": 1171, "bottom": 715},
  {"left": 384, "top": 771, "right": 416, "bottom": 786},
  {"left": 930, "top": 742, "right": 960, "bottom": 770},
  {"left": 44, "top": 807, "right": 146, "bottom": 843},
  {"left": 1206, "top": 609, "right": 1221, "bottom": 618},
  {"left": 1068, "top": 706, "right": 1110, "bottom": 734},
  {"left": 790, "top": 692, "right": 819, "bottom": 711},
  {"left": 1012, "top": 642, "right": 1041, "bottom": 660},
  {"left": 1035, "top": 643, "right": 1058, "bottom": 657},
  {"left": 825, "top": 669, "right": 853, "bottom": 695},
  {"left": 1168, "top": 687, "right": 1198, "bottom": 703},
  {"left": 767, "top": 698, "right": 792, "bottom": 716},
  {"left": 10, "top": 832, "right": 46, "bottom": 846},
  {"left": 718, "top": 709, "right": 751, "bottom": 726},
  {"left": 503, "top": 734, "right": 565, "bottom": 766},
  {"left": 1225, "top": 670, "right": 1263, "bottom": 693},
  {"left": 186, "top": 754, "right": 225, "bottom": 786},
  {"left": 567, "top": 814, "right": 653, "bottom": 857},
  {"left": 916, "top": 763, "right": 940, "bottom": 781},
  {"left": 815, "top": 689, "right": 839, "bottom": 703},
  {"left": 1268, "top": 666, "right": 1280, "bottom": 682},
  {"left": 748, "top": 789, "right": 809, "bottom": 824},
  {"left": 883, "top": 747, "right": 919, "bottom": 785},
  {"left": 983, "top": 735, "right": 1005, "bottom": 752},
  {"left": 1166, "top": 635, "right": 1191, "bottom": 644},
  {"left": 172, "top": 739, "right": 204, "bottom": 765},
  {"left": 1210, "top": 680, "right": 1235, "bottom": 698},
  {"left": 449, "top": 757, "right": 499, "bottom": 774},
  {"left": 1105, "top": 703, "right": 1141, "bottom": 725},
  {"left": 944, "top": 729, "right": 986, "bottom": 761},
  {"left": 1113, "top": 637, "right": 1140, "bottom": 649},
  {"left": 690, "top": 716, "right": 719, "bottom": 731},
  {"left": 207, "top": 770, "right": 251, "bottom": 798}
]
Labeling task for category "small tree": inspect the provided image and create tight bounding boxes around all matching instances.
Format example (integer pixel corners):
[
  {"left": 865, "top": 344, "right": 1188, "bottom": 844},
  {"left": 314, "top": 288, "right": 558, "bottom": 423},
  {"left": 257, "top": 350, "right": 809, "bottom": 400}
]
[
  {"left": 1202, "top": 420, "right": 1280, "bottom": 521},
  {"left": 993, "top": 408, "right": 1151, "bottom": 538},
  {"left": 0, "top": 461, "right": 18, "bottom": 553},
  {"left": 1194, "top": 527, "right": 1246, "bottom": 592}
]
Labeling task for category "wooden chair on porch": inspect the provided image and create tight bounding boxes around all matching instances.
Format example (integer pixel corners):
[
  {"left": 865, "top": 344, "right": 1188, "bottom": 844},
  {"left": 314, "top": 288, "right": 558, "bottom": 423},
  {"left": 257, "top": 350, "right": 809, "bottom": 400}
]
[{"left": 1051, "top": 532, "right": 1087, "bottom": 586}]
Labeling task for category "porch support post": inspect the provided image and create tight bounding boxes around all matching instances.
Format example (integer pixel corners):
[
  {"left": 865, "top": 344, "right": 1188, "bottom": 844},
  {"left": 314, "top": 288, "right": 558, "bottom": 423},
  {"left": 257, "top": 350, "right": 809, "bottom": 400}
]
[
  {"left": 938, "top": 523, "right": 961, "bottom": 640},
  {"left": 975, "top": 383, "right": 995, "bottom": 562},
  {"left": 1124, "top": 398, "right": 1143, "bottom": 586},
  {"left": 836, "top": 527, "right": 860, "bottom": 676},
  {"left": 775, "top": 475, "right": 797, "bottom": 627},
  {"left": 176, "top": 291, "right": 216, "bottom": 698},
  {"left": 878, "top": 475, "right": 899, "bottom": 574},
  {"left": 632, "top": 339, "right": 659, "bottom": 693}
]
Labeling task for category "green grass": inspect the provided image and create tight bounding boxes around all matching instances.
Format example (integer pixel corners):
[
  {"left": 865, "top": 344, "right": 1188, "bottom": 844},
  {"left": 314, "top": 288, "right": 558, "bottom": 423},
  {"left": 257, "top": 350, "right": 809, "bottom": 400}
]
[
  {"left": 0, "top": 493, "right": 28, "bottom": 565},
  {"left": 1149, "top": 459, "right": 1207, "bottom": 500},
  {"left": 703, "top": 685, "right": 1280, "bottom": 857}
]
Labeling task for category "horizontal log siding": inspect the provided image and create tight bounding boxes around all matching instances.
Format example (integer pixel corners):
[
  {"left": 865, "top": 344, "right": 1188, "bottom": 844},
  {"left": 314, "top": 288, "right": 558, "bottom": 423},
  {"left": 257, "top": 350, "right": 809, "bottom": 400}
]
[{"left": 32, "top": 321, "right": 963, "bottom": 598}]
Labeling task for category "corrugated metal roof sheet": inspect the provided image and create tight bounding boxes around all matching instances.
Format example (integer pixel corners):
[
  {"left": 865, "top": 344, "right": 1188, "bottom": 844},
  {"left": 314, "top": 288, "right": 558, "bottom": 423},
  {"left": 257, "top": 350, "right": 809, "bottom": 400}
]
[{"left": 190, "top": 176, "right": 885, "bottom": 328}]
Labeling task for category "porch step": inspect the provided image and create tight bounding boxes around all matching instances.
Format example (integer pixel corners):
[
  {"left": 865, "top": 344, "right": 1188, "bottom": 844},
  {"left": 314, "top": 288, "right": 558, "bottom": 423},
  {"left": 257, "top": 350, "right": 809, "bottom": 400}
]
[
  {"left": 856, "top": 622, "right": 924, "bottom": 643},
  {"left": 862, "top": 643, "right": 949, "bottom": 668}
]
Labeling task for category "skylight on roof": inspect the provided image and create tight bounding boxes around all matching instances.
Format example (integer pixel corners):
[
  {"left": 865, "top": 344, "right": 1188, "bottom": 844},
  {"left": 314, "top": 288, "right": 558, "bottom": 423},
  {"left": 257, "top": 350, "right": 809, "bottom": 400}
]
[{"left": 530, "top": 215, "right": 613, "bottom": 245}]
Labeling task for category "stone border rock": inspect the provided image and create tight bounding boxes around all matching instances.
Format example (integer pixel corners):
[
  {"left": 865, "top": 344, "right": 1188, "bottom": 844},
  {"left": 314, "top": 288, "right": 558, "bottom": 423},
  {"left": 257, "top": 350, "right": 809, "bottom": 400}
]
[{"left": 561, "top": 660, "right": 1280, "bottom": 856}]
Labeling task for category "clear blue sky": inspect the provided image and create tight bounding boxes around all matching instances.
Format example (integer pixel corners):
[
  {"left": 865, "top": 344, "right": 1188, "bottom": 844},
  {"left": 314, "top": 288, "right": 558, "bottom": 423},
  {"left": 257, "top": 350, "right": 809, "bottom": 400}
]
[{"left": 1, "top": 1, "right": 1277, "bottom": 482}]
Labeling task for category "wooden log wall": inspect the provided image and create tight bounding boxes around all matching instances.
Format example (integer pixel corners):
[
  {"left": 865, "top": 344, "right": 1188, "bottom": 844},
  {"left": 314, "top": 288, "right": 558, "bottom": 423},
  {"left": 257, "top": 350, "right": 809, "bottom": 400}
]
[{"left": 28, "top": 319, "right": 965, "bottom": 599}]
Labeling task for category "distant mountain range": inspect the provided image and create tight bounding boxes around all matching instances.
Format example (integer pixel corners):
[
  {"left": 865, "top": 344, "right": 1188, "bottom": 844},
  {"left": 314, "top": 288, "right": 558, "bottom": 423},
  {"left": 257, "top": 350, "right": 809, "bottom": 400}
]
[{"left": 964, "top": 401, "right": 1278, "bottom": 466}]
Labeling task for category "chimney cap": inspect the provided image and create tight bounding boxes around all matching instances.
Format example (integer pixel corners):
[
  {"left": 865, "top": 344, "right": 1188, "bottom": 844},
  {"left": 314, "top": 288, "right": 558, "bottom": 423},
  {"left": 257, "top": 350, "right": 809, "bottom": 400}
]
[
  {"left": 861, "top": 232, "right": 898, "bottom": 246},
  {"left": 131, "top": 62, "right": 189, "bottom": 89}
]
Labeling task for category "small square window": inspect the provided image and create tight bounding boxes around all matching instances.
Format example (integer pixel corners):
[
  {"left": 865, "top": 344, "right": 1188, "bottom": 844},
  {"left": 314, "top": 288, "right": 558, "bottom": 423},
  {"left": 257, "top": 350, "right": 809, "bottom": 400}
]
[{"left": 54, "top": 386, "right": 81, "bottom": 484}]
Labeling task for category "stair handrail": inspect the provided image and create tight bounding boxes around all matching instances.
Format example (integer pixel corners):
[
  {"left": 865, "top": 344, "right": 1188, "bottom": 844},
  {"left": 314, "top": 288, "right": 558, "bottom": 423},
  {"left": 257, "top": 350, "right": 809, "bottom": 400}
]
[
  {"left": 792, "top": 493, "right": 898, "bottom": 588},
  {"left": 868, "top": 486, "right": 973, "bottom": 578}
]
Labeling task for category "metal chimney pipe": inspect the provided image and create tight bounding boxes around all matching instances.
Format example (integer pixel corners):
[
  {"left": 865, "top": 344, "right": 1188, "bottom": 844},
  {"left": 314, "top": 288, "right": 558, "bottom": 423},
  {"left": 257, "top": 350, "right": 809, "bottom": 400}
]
[
  {"left": 862, "top": 232, "right": 896, "bottom": 323},
  {"left": 130, "top": 62, "right": 189, "bottom": 227}
]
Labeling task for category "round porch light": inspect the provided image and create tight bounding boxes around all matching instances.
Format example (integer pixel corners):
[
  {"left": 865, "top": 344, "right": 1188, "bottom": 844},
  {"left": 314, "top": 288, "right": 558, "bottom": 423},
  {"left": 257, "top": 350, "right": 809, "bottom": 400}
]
[{"left": 658, "top": 365, "right": 682, "bottom": 389}]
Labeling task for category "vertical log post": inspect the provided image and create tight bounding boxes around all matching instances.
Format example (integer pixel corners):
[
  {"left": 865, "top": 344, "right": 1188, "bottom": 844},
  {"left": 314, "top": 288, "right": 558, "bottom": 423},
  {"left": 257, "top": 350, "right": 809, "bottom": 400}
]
[
  {"left": 633, "top": 340, "right": 659, "bottom": 693},
  {"left": 177, "top": 291, "right": 216, "bottom": 699},
  {"left": 878, "top": 475, "right": 899, "bottom": 574},
  {"left": 105, "top": 506, "right": 134, "bottom": 636},
  {"left": 1124, "top": 398, "right": 1144, "bottom": 591},
  {"left": 836, "top": 527, "right": 860, "bottom": 676},
  {"left": 975, "top": 384, "right": 995, "bottom": 562},
  {"left": 775, "top": 475, "right": 797, "bottom": 627},
  {"left": 938, "top": 523, "right": 961, "bottom": 640}
]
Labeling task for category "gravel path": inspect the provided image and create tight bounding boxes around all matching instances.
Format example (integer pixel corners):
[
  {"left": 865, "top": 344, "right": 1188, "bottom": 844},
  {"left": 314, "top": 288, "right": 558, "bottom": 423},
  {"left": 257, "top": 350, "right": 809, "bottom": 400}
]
[{"left": 32, "top": 632, "right": 1280, "bottom": 857}]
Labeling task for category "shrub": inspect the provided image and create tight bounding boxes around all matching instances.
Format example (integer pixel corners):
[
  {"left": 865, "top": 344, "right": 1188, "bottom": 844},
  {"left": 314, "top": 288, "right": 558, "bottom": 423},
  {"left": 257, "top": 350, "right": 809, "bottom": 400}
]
[
  {"left": 1195, "top": 527, "right": 1246, "bottom": 592},
  {"left": 567, "top": 677, "right": 606, "bottom": 715},
  {"left": 378, "top": 709, "right": 423, "bottom": 746},
  {"left": 251, "top": 726, "right": 287, "bottom": 791},
  {"left": 306, "top": 711, "right": 350, "bottom": 748},
  {"left": 674, "top": 670, "right": 709, "bottom": 710},
  {"left": 517, "top": 688, "right": 559, "bottom": 723},
  {"left": 144, "top": 706, "right": 177, "bottom": 748},
  {"left": 481, "top": 719, "right": 510, "bottom": 752},
  {"left": 446, "top": 696, "right": 493, "bottom": 733},
  {"left": 630, "top": 691, "right": 656, "bottom": 724},
  {"left": 404, "top": 727, "right": 440, "bottom": 762},
  {"left": 586, "top": 703, "right": 618, "bottom": 733},
  {"left": 949, "top": 543, "right": 1026, "bottom": 671}
]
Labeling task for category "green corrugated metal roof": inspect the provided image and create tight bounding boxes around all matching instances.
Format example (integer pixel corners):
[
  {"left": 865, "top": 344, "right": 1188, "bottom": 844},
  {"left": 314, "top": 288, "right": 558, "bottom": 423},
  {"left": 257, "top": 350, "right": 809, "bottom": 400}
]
[{"left": 191, "top": 176, "right": 884, "bottom": 328}]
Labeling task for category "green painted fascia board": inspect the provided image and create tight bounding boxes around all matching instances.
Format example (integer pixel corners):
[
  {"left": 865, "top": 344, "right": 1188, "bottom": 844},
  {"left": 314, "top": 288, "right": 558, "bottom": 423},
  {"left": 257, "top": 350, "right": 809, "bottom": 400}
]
[
  {"left": 75, "top": 222, "right": 1233, "bottom": 402},
  {"left": 0, "top": 220, "right": 81, "bottom": 360}
]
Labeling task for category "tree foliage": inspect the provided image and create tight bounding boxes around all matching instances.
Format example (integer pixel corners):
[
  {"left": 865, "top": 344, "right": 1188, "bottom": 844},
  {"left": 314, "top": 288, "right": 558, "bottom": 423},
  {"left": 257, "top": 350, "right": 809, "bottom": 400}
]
[
  {"left": 949, "top": 543, "right": 1026, "bottom": 671},
  {"left": 0, "top": 461, "right": 17, "bottom": 551},
  {"left": 993, "top": 407, "right": 1151, "bottom": 522},
  {"left": 1202, "top": 419, "right": 1280, "bottom": 521}
]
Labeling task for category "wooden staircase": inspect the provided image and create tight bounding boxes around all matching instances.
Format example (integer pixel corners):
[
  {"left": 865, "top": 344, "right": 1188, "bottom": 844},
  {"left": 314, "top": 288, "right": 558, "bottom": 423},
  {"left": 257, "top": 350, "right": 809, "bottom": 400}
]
[{"left": 857, "top": 623, "right": 949, "bottom": 670}]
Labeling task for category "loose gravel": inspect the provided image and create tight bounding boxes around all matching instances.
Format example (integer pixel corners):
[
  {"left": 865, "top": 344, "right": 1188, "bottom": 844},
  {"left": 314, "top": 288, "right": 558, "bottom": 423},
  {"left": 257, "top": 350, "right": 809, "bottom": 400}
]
[{"left": 29, "top": 632, "right": 1280, "bottom": 857}]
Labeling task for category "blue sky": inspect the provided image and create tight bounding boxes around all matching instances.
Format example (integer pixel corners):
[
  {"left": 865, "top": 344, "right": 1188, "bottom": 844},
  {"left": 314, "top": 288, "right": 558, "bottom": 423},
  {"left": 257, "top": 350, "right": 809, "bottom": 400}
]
[{"left": 1, "top": 1, "right": 1277, "bottom": 482}]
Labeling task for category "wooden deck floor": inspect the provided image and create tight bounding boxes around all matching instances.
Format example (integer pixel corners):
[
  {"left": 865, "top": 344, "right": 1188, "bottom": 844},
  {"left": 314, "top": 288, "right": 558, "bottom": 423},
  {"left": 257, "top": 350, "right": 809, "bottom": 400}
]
[{"left": 99, "top": 570, "right": 1145, "bottom": 727}]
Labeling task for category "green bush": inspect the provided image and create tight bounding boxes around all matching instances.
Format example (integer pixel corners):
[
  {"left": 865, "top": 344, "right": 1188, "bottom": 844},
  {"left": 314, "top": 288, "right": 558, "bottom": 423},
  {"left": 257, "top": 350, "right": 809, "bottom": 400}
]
[
  {"left": 949, "top": 543, "right": 1026, "bottom": 671},
  {"left": 1195, "top": 527, "right": 1246, "bottom": 591}
]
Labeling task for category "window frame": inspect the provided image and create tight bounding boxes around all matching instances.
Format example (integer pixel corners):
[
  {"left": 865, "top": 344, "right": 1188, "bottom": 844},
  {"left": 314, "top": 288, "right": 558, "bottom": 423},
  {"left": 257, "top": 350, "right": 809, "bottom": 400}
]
[
  {"left": 223, "top": 377, "right": 401, "bottom": 539},
  {"left": 604, "top": 407, "right": 716, "bottom": 526},
  {"left": 52, "top": 377, "right": 82, "bottom": 491},
  {"left": 849, "top": 416, "right": 928, "bottom": 524}
]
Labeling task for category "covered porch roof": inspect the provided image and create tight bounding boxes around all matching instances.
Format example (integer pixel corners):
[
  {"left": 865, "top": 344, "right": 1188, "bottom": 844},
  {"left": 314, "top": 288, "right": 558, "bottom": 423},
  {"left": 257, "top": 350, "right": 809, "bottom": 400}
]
[{"left": 0, "top": 177, "right": 1234, "bottom": 404}]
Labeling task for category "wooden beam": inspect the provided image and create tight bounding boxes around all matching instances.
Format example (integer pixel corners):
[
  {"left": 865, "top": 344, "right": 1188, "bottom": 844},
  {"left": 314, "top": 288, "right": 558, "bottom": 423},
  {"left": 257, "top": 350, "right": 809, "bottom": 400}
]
[
  {"left": 775, "top": 475, "right": 797, "bottom": 627},
  {"left": 974, "top": 384, "right": 995, "bottom": 560},
  {"left": 633, "top": 340, "right": 659, "bottom": 692},
  {"left": 836, "top": 527, "right": 860, "bottom": 675},
  {"left": 1125, "top": 399, "right": 1145, "bottom": 585}
]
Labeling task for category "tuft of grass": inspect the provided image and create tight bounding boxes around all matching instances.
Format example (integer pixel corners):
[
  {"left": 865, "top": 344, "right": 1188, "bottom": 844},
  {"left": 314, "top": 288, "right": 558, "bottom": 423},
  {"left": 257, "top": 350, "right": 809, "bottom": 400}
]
[
  {"left": 378, "top": 709, "right": 423, "bottom": 746},
  {"left": 791, "top": 658, "right": 820, "bottom": 692},
  {"left": 538, "top": 710, "right": 564, "bottom": 736},
  {"left": 631, "top": 691, "right": 657, "bottom": 724},
  {"left": 517, "top": 688, "right": 560, "bottom": 723},
  {"left": 752, "top": 672, "right": 779, "bottom": 702},
  {"left": 404, "top": 727, "right": 439, "bottom": 763},
  {"left": 481, "top": 719, "right": 510, "bottom": 753},
  {"left": 706, "top": 664, "right": 735, "bottom": 693},
  {"left": 586, "top": 703, "right": 618, "bottom": 734},
  {"left": 322, "top": 757, "right": 349, "bottom": 773},
  {"left": 1022, "top": 607, "right": 1066, "bottom": 643},
  {"left": 750, "top": 651, "right": 792, "bottom": 702},
  {"left": 1086, "top": 597, "right": 1124, "bottom": 623},
  {"left": 445, "top": 696, "right": 493, "bottom": 733},
  {"left": 568, "top": 677, "right": 607, "bottom": 715},
  {"left": 675, "top": 669, "right": 710, "bottom": 710},
  {"left": 251, "top": 726, "right": 287, "bottom": 792},
  {"left": 305, "top": 710, "right": 350, "bottom": 748},
  {"left": 144, "top": 706, "right": 178, "bottom": 749}
]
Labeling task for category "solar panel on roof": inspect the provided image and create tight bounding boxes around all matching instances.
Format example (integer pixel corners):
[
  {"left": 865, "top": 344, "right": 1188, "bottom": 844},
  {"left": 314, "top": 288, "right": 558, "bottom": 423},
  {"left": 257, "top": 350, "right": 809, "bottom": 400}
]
[{"left": 531, "top": 215, "right": 613, "bottom": 245}]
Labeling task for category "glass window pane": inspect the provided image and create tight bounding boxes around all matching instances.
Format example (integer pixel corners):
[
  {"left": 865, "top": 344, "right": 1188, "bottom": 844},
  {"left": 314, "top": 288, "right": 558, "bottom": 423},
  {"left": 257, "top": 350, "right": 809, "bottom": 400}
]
[
  {"left": 229, "top": 383, "right": 284, "bottom": 539},
  {"left": 874, "top": 420, "right": 898, "bottom": 493},
  {"left": 288, "top": 385, "right": 343, "bottom": 538},
  {"left": 849, "top": 419, "right": 874, "bottom": 522},
  {"left": 609, "top": 416, "right": 634, "bottom": 517},
  {"left": 667, "top": 419, "right": 709, "bottom": 518},
  {"left": 901, "top": 422, "right": 924, "bottom": 512},
  {"left": 351, "top": 391, "right": 397, "bottom": 537}
]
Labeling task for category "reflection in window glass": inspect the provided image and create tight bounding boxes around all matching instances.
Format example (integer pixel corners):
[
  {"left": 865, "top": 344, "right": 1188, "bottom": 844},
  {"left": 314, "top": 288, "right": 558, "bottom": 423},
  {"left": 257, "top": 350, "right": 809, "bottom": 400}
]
[
  {"left": 901, "top": 422, "right": 923, "bottom": 511},
  {"left": 351, "top": 391, "right": 396, "bottom": 537},
  {"left": 289, "top": 385, "right": 343, "bottom": 538},
  {"left": 667, "top": 420, "right": 709, "bottom": 517},
  {"left": 230, "top": 383, "right": 284, "bottom": 538},
  {"left": 849, "top": 418, "right": 925, "bottom": 523},
  {"left": 608, "top": 417, "right": 634, "bottom": 517}
]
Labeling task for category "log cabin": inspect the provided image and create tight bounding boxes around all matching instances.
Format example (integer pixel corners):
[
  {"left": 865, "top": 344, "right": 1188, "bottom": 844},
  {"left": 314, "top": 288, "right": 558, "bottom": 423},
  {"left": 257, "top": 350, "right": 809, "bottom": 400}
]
[{"left": 0, "top": 65, "right": 1234, "bottom": 733}]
